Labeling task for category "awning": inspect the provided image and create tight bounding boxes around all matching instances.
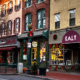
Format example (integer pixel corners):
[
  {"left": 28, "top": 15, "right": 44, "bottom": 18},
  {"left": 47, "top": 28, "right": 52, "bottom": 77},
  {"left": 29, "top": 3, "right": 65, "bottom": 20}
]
[
  {"left": 62, "top": 30, "right": 80, "bottom": 44},
  {"left": 0, "top": 47, "right": 15, "bottom": 50}
]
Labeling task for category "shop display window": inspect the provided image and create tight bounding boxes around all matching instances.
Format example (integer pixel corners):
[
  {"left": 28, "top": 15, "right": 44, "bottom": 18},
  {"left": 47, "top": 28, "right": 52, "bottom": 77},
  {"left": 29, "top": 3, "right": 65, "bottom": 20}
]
[
  {"left": 50, "top": 44, "right": 64, "bottom": 65},
  {"left": 0, "top": 51, "right": 17, "bottom": 64},
  {"left": 40, "top": 42, "right": 46, "bottom": 62}
]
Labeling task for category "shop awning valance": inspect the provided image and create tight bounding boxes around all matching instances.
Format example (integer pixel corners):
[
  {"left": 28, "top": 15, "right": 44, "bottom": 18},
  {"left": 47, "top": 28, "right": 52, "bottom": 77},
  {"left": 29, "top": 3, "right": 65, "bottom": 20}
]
[
  {"left": 62, "top": 30, "right": 80, "bottom": 44},
  {"left": 0, "top": 47, "right": 15, "bottom": 50}
]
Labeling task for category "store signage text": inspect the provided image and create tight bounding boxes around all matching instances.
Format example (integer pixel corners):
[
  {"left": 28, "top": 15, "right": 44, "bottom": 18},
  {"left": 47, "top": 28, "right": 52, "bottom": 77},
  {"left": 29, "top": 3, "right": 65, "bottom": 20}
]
[
  {"left": 65, "top": 35, "right": 77, "bottom": 41},
  {"left": 62, "top": 30, "right": 80, "bottom": 44},
  {"left": 0, "top": 36, "right": 17, "bottom": 46},
  {"left": 32, "top": 41, "right": 37, "bottom": 47}
]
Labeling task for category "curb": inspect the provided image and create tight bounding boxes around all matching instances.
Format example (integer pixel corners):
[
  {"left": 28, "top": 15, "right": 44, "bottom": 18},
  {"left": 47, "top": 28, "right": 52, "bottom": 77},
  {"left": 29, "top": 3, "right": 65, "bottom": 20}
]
[{"left": 20, "top": 74, "right": 53, "bottom": 80}]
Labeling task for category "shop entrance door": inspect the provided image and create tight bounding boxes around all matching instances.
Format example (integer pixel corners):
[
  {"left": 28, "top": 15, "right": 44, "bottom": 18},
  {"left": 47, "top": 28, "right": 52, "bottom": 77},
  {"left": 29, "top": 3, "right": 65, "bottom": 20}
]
[{"left": 31, "top": 48, "right": 37, "bottom": 65}]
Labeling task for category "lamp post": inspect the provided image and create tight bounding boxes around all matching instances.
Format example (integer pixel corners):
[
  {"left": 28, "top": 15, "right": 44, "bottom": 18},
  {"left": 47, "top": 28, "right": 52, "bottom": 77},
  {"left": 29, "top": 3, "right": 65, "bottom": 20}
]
[{"left": 27, "top": 24, "right": 33, "bottom": 70}]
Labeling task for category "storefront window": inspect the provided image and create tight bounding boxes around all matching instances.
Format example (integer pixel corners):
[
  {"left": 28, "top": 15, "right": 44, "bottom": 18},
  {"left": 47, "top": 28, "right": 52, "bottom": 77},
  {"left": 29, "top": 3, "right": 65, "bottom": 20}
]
[
  {"left": 40, "top": 42, "right": 46, "bottom": 62},
  {"left": 0, "top": 51, "right": 17, "bottom": 64},
  {"left": 7, "top": 52, "right": 12, "bottom": 64},
  {"left": 50, "top": 44, "right": 64, "bottom": 65}
]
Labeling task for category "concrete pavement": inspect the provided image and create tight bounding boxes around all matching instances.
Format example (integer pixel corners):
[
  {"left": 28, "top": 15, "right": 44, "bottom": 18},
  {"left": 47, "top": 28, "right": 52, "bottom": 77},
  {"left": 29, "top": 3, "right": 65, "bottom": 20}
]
[{"left": 21, "top": 72, "right": 80, "bottom": 80}]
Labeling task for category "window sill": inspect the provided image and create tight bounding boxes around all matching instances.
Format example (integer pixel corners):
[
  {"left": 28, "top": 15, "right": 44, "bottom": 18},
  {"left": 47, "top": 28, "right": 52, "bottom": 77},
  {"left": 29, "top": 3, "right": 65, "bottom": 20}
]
[
  {"left": 35, "top": 28, "right": 47, "bottom": 31},
  {"left": 25, "top": 5, "right": 32, "bottom": 9},
  {"left": 24, "top": 31, "right": 29, "bottom": 33},
  {"left": 36, "top": 0, "right": 46, "bottom": 4}
]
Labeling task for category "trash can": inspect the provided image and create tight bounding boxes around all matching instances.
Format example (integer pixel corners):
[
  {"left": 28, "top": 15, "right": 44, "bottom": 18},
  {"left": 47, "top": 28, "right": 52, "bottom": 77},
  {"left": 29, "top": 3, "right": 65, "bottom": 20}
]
[
  {"left": 39, "top": 68, "right": 46, "bottom": 76},
  {"left": 17, "top": 62, "right": 23, "bottom": 74}
]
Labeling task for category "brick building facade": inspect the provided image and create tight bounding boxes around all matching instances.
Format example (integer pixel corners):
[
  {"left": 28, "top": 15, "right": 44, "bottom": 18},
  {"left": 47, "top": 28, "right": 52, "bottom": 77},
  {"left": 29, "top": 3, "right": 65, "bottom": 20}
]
[
  {"left": 0, "top": 0, "right": 22, "bottom": 73},
  {"left": 18, "top": 0, "right": 50, "bottom": 69}
]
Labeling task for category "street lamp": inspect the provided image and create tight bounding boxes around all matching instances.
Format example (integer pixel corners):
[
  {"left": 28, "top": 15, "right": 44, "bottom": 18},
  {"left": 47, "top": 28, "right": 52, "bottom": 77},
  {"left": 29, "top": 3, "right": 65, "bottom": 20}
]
[{"left": 27, "top": 24, "right": 33, "bottom": 71}]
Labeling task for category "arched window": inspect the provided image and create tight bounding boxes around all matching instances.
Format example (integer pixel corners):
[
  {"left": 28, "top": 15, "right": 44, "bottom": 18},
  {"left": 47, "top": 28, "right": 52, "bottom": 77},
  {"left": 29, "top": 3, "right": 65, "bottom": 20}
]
[
  {"left": 37, "top": 9, "right": 45, "bottom": 29},
  {"left": 1, "top": 4, "right": 6, "bottom": 17},
  {"left": 25, "top": 13, "right": 32, "bottom": 31},
  {"left": 7, "top": 20, "right": 12, "bottom": 35},
  {"left": 14, "top": 18, "right": 20, "bottom": 33},
  {"left": 15, "top": 0, "right": 21, "bottom": 11},
  {"left": 7, "top": 1, "right": 13, "bottom": 14}
]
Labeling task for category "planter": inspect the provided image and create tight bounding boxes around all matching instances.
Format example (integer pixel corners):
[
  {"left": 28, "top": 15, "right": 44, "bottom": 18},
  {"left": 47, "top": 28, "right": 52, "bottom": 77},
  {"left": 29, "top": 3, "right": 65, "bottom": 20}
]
[{"left": 39, "top": 68, "right": 46, "bottom": 76}]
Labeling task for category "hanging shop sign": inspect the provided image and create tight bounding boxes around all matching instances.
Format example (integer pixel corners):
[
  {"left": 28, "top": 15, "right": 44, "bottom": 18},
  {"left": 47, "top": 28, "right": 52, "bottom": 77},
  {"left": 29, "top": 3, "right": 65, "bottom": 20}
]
[
  {"left": 23, "top": 55, "right": 27, "bottom": 60},
  {"left": 27, "top": 42, "right": 31, "bottom": 48},
  {"left": 62, "top": 30, "right": 80, "bottom": 44},
  {"left": 32, "top": 41, "right": 37, "bottom": 47}
]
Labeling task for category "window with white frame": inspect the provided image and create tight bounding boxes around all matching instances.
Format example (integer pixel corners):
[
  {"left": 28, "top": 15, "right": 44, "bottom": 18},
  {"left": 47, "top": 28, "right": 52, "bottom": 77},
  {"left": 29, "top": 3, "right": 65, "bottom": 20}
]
[
  {"left": 15, "top": 18, "right": 20, "bottom": 33},
  {"left": 37, "top": 0, "right": 45, "bottom": 3},
  {"left": 25, "top": 0, "right": 32, "bottom": 8},
  {"left": 69, "top": 9, "right": 75, "bottom": 26},
  {"left": 8, "top": 21, "right": 12, "bottom": 34},
  {"left": 37, "top": 9, "right": 45, "bottom": 29},
  {"left": 25, "top": 13, "right": 32, "bottom": 31},
  {"left": 55, "top": 13, "right": 60, "bottom": 29}
]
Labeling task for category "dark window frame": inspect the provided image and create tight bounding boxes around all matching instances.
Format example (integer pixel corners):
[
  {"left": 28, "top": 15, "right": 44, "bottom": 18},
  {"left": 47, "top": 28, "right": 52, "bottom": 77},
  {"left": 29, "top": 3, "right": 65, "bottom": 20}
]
[
  {"left": 7, "top": 1, "right": 13, "bottom": 14},
  {"left": 25, "top": 0, "right": 32, "bottom": 8},
  {"left": 1, "top": 23, "right": 6, "bottom": 36},
  {"left": 69, "top": 9, "right": 75, "bottom": 26},
  {"left": 14, "top": 17, "right": 20, "bottom": 34},
  {"left": 25, "top": 13, "right": 32, "bottom": 31},
  {"left": 37, "top": 9, "right": 46, "bottom": 29},
  {"left": 15, "top": 0, "right": 21, "bottom": 11},
  {"left": 7, "top": 20, "right": 12, "bottom": 35},
  {"left": 55, "top": 13, "right": 60, "bottom": 29},
  {"left": 1, "top": 4, "right": 6, "bottom": 17}
]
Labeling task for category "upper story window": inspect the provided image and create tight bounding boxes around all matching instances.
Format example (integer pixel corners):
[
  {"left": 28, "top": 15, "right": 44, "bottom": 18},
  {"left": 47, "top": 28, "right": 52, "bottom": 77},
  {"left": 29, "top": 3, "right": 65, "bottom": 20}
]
[
  {"left": 37, "top": 0, "right": 45, "bottom": 3},
  {"left": 69, "top": 9, "right": 75, "bottom": 26},
  {"left": 7, "top": 20, "right": 12, "bottom": 35},
  {"left": 25, "top": 0, "right": 32, "bottom": 8},
  {"left": 1, "top": 23, "right": 5, "bottom": 36},
  {"left": 55, "top": 13, "right": 60, "bottom": 29},
  {"left": 1, "top": 4, "right": 6, "bottom": 17},
  {"left": 7, "top": 1, "right": 13, "bottom": 14},
  {"left": 15, "top": 0, "right": 21, "bottom": 11},
  {"left": 25, "top": 13, "right": 32, "bottom": 31},
  {"left": 37, "top": 9, "right": 45, "bottom": 29},
  {"left": 15, "top": 18, "right": 20, "bottom": 33}
]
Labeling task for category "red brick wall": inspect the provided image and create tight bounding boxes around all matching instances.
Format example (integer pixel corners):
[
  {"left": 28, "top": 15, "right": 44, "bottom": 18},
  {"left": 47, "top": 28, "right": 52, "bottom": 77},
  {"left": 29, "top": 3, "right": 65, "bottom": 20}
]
[{"left": 22, "top": 0, "right": 49, "bottom": 33}]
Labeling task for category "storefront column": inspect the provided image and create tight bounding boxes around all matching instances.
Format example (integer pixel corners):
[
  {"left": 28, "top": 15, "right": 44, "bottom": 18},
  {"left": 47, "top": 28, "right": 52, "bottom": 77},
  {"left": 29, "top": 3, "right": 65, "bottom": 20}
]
[
  {"left": 37, "top": 42, "right": 40, "bottom": 64},
  {"left": 20, "top": 44, "right": 23, "bottom": 62},
  {"left": 63, "top": 49, "right": 65, "bottom": 65},
  {"left": 27, "top": 38, "right": 32, "bottom": 69},
  {"left": 72, "top": 50, "right": 73, "bottom": 64},
  {"left": 46, "top": 43, "right": 49, "bottom": 68}
]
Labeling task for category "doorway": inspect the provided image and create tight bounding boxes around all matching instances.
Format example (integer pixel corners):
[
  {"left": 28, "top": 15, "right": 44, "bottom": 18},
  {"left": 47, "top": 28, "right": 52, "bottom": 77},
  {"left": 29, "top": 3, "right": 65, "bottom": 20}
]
[{"left": 31, "top": 48, "right": 37, "bottom": 65}]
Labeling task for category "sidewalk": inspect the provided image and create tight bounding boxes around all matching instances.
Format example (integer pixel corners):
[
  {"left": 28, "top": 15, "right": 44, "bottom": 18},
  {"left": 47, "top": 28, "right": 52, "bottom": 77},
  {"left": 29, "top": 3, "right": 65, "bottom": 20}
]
[
  {"left": 45, "top": 72, "right": 80, "bottom": 80},
  {"left": 21, "top": 71, "right": 80, "bottom": 80}
]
